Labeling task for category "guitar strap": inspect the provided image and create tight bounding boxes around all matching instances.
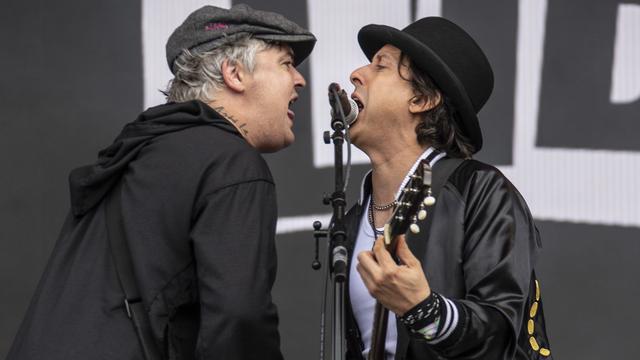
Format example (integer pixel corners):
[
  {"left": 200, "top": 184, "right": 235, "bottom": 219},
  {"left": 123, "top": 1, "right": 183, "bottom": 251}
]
[
  {"left": 105, "top": 185, "right": 163, "bottom": 360},
  {"left": 431, "top": 157, "right": 465, "bottom": 198},
  {"left": 405, "top": 156, "right": 465, "bottom": 263}
]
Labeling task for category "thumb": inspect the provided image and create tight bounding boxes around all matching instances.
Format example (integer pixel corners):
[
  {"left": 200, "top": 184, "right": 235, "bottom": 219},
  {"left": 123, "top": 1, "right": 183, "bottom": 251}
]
[{"left": 396, "top": 235, "right": 420, "bottom": 268}]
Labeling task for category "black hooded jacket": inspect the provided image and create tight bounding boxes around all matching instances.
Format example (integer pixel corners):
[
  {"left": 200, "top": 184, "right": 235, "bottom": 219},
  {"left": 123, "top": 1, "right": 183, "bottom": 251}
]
[{"left": 8, "top": 100, "right": 283, "bottom": 360}]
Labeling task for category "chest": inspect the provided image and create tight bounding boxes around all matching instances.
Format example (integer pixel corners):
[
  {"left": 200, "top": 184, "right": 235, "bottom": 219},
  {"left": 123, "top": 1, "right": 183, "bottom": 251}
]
[{"left": 349, "top": 190, "right": 468, "bottom": 299}]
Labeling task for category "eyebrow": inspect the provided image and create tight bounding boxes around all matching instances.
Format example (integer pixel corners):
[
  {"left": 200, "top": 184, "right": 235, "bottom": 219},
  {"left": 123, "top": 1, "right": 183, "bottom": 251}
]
[
  {"left": 374, "top": 53, "right": 395, "bottom": 63},
  {"left": 280, "top": 51, "right": 293, "bottom": 61},
  {"left": 279, "top": 48, "right": 295, "bottom": 62}
]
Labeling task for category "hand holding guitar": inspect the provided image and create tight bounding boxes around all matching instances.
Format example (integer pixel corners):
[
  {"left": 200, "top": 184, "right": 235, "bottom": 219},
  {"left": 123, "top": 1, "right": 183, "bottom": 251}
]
[{"left": 356, "top": 235, "right": 431, "bottom": 316}]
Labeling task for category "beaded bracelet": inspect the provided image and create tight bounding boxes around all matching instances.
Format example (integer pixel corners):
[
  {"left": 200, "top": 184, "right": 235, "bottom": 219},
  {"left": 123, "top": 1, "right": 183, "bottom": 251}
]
[{"left": 398, "top": 292, "right": 443, "bottom": 340}]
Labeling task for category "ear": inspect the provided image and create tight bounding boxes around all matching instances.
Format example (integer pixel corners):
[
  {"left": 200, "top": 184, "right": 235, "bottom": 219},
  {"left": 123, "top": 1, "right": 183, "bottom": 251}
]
[
  {"left": 408, "top": 92, "right": 442, "bottom": 114},
  {"left": 221, "top": 59, "right": 246, "bottom": 93}
]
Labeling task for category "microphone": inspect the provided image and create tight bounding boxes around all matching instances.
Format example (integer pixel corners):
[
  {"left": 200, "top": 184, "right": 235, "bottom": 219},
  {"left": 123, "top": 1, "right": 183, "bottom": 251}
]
[{"left": 328, "top": 83, "right": 359, "bottom": 126}]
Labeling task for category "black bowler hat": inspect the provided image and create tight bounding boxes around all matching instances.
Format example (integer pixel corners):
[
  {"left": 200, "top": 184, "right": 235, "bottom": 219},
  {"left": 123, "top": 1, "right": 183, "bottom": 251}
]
[{"left": 358, "top": 17, "right": 493, "bottom": 152}]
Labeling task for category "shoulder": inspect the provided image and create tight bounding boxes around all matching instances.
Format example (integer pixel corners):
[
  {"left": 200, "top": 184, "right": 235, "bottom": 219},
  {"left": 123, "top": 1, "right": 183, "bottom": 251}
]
[
  {"left": 158, "top": 124, "right": 250, "bottom": 158},
  {"left": 151, "top": 125, "right": 273, "bottom": 183},
  {"left": 447, "top": 159, "right": 513, "bottom": 196}
]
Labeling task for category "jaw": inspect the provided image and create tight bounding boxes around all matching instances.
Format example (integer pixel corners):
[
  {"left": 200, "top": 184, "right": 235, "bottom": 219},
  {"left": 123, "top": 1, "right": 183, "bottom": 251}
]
[
  {"left": 347, "top": 117, "right": 365, "bottom": 148},
  {"left": 277, "top": 117, "right": 296, "bottom": 150}
]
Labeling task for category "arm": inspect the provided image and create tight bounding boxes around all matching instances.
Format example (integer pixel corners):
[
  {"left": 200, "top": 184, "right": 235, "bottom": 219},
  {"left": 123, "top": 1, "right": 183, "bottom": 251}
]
[
  {"left": 190, "top": 179, "right": 283, "bottom": 360},
  {"left": 437, "top": 170, "right": 537, "bottom": 358}
]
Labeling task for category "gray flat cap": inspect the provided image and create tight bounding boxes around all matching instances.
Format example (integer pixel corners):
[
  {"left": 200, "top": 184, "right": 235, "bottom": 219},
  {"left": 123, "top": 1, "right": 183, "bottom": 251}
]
[{"left": 166, "top": 4, "right": 317, "bottom": 74}]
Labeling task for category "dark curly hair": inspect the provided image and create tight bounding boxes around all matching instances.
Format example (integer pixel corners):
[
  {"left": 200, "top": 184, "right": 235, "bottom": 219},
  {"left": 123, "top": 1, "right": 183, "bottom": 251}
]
[{"left": 398, "top": 52, "right": 475, "bottom": 158}]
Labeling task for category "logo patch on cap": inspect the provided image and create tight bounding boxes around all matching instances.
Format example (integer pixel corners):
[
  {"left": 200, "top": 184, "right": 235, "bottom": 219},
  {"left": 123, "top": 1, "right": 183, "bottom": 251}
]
[{"left": 205, "top": 22, "right": 229, "bottom": 31}]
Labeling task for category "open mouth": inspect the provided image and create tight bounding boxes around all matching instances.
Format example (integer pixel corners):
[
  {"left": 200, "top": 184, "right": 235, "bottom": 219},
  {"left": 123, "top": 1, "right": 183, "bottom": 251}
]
[
  {"left": 351, "top": 95, "right": 364, "bottom": 111},
  {"left": 287, "top": 97, "right": 298, "bottom": 120}
]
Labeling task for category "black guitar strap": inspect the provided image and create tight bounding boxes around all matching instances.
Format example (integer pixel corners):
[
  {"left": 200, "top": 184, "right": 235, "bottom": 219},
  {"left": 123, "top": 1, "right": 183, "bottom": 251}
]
[
  {"left": 405, "top": 156, "right": 465, "bottom": 262},
  {"left": 431, "top": 157, "right": 465, "bottom": 198},
  {"left": 105, "top": 186, "right": 163, "bottom": 360}
]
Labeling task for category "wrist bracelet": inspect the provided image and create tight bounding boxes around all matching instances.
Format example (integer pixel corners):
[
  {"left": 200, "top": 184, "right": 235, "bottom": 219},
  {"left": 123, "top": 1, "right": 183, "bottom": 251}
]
[{"left": 398, "top": 292, "right": 441, "bottom": 327}]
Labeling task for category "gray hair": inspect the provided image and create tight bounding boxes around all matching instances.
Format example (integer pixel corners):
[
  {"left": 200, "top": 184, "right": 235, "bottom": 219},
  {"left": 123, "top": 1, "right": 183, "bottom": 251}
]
[{"left": 164, "top": 35, "right": 272, "bottom": 103}]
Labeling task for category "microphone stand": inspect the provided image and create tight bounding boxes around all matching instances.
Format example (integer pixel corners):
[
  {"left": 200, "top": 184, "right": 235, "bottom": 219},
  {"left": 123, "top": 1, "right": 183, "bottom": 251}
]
[
  {"left": 329, "top": 87, "right": 348, "bottom": 360},
  {"left": 312, "top": 87, "right": 350, "bottom": 360}
]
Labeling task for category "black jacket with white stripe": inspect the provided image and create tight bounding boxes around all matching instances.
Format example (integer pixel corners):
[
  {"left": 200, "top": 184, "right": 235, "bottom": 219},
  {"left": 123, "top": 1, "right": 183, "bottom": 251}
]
[{"left": 344, "top": 159, "right": 553, "bottom": 360}]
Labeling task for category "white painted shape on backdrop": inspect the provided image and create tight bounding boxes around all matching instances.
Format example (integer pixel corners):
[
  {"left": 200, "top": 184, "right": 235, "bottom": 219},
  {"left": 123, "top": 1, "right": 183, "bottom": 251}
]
[
  {"left": 142, "top": 0, "right": 231, "bottom": 109},
  {"left": 277, "top": 213, "right": 332, "bottom": 235},
  {"left": 610, "top": 4, "right": 640, "bottom": 104},
  {"left": 307, "top": 0, "right": 412, "bottom": 168},
  {"left": 416, "top": 0, "right": 442, "bottom": 18}
]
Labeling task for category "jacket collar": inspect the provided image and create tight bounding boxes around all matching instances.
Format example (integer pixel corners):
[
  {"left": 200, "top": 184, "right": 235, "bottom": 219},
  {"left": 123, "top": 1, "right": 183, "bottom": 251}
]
[{"left": 357, "top": 147, "right": 446, "bottom": 206}]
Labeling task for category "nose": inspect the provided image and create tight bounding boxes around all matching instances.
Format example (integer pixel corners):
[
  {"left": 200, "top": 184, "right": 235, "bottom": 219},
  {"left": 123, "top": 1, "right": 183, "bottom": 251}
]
[
  {"left": 293, "top": 67, "right": 306, "bottom": 88},
  {"left": 350, "top": 65, "right": 367, "bottom": 87}
]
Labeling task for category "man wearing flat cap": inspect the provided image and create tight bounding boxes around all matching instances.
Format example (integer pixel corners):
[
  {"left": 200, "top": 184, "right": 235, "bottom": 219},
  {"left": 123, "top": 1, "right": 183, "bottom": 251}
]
[
  {"left": 343, "top": 17, "right": 553, "bottom": 359},
  {"left": 8, "top": 4, "right": 315, "bottom": 360}
]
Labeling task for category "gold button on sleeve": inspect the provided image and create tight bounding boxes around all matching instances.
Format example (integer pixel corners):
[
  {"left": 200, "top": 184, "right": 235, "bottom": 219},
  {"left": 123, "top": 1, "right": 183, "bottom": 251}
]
[
  {"left": 530, "top": 301, "right": 539, "bottom": 318},
  {"left": 535, "top": 280, "right": 541, "bottom": 301},
  {"left": 529, "top": 336, "right": 540, "bottom": 351},
  {"left": 527, "top": 319, "right": 535, "bottom": 335},
  {"left": 540, "top": 348, "right": 551, "bottom": 357}
]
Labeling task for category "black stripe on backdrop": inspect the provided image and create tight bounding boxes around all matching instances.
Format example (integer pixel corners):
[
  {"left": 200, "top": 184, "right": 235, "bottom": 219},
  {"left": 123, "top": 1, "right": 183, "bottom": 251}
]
[
  {"left": 443, "top": 0, "right": 518, "bottom": 165},
  {"left": 0, "top": 0, "right": 143, "bottom": 357},
  {"left": 538, "top": 0, "right": 640, "bottom": 151},
  {"left": 536, "top": 220, "right": 640, "bottom": 360}
]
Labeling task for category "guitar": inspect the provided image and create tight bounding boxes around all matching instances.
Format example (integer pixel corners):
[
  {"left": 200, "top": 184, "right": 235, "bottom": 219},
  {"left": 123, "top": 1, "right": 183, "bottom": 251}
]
[{"left": 368, "top": 159, "right": 436, "bottom": 360}]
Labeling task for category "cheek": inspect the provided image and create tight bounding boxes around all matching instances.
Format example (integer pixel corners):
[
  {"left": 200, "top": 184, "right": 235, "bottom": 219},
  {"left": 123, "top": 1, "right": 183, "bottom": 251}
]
[{"left": 264, "top": 75, "right": 290, "bottom": 101}]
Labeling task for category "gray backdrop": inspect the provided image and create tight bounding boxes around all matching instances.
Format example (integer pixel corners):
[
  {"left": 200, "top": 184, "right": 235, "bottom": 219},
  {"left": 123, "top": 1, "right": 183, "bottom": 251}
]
[{"left": 2, "top": 0, "right": 639, "bottom": 359}]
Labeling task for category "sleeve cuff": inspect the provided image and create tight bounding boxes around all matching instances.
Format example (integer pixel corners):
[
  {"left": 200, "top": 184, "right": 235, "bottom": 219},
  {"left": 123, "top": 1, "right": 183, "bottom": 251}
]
[{"left": 399, "top": 293, "right": 465, "bottom": 345}]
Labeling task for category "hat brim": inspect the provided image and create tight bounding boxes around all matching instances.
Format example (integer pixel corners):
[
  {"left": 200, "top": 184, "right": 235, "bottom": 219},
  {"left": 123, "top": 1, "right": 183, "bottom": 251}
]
[
  {"left": 189, "top": 33, "right": 316, "bottom": 68},
  {"left": 358, "top": 24, "right": 483, "bottom": 152},
  {"left": 254, "top": 33, "right": 316, "bottom": 66}
]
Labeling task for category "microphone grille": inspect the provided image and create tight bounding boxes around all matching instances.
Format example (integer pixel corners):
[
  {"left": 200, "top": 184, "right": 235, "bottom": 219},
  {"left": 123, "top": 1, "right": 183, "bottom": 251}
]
[{"left": 345, "top": 97, "right": 359, "bottom": 125}]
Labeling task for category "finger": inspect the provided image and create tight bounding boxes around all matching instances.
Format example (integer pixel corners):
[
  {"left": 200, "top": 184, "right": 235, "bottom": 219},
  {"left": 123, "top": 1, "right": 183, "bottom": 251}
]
[
  {"left": 356, "top": 250, "right": 381, "bottom": 279},
  {"left": 356, "top": 263, "right": 378, "bottom": 295},
  {"left": 372, "top": 235, "right": 397, "bottom": 268},
  {"left": 396, "top": 235, "right": 421, "bottom": 268}
]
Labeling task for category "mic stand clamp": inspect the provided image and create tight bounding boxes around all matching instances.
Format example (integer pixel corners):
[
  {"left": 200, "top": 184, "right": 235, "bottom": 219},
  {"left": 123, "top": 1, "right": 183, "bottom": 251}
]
[{"left": 311, "top": 221, "right": 326, "bottom": 270}]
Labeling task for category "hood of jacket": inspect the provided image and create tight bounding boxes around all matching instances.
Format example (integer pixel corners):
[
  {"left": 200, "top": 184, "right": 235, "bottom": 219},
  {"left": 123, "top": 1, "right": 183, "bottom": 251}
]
[{"left": 68, "top": 100, "right": 240, "bottom": 216}]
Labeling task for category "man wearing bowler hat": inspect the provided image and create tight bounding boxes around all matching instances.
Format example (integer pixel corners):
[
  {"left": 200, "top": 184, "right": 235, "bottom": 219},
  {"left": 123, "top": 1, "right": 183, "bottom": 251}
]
[
  {"left": 8, "top": 4, "right": 315, "bottom": 360},
  {"left": 344, "top": 17, "right": 553, "bottom": 359}
]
